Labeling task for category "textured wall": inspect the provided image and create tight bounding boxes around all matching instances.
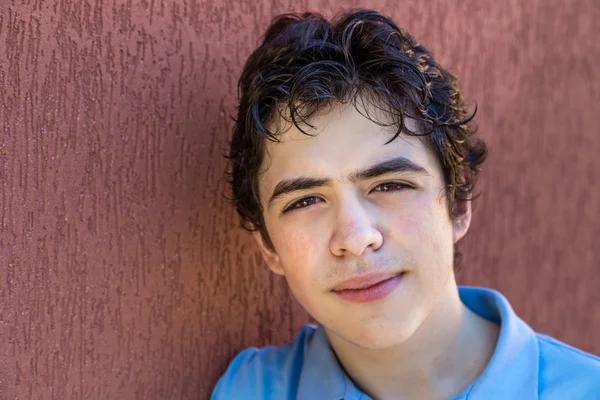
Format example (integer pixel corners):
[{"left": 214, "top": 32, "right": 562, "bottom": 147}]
[{"left": 0, "top": 0, "right": 598, "bottom": 399}]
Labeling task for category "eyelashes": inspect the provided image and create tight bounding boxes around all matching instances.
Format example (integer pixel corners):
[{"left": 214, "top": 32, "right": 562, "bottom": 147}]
[
  {"left": 282, "top": 181, "right": 413, "bottom": 214},
  {"left": 283, "top": 196, "right": 322, "bottom": 213},
  {"left": 371, "top": 182, "right": 412, "bottom": 193}
]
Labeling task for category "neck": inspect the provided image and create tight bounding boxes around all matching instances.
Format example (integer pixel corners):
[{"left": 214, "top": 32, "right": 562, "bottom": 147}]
[{"left": 326, "top": 285, "right": 500, "bottom": 400}]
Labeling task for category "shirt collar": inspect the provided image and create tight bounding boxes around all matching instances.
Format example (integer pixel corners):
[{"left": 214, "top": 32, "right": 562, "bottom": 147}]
[
  {"left": 297, "top": 286, "right": 540, "bottom": 399},
  {"left": 458, "top": 287, "right": 539, "bottom": 399},
  {"left": 297, "top": 324, "right": 355, "bottom": 400}
]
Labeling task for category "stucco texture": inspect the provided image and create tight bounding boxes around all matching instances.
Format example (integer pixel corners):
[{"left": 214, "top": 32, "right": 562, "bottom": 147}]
[{"left": 0, "top": 0, "right": 598, "bottom": 399}]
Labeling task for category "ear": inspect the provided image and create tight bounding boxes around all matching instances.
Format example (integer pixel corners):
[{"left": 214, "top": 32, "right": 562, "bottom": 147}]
[
  {"left": 253, "top": 231, "right": 285, "bottom": 276},
  {"left": 452, "top": 199, "right": 472, "bottom": 243}
]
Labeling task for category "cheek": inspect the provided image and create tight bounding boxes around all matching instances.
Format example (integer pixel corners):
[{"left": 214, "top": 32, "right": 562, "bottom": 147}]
[
  {"left": 389, "top": 211, "right": 431, "bottom": 242},
  {"left": 273, "top": 226, "right": 324, "bottom": 302},
  {"left": 281, "top": 229, "right": 312, "bottom": 255},
  {"left": 272, "top": 224, "right": 322, "bottom": 271},
  {"left": 389, "top": 206, "right": 452, "bottom": 256}
]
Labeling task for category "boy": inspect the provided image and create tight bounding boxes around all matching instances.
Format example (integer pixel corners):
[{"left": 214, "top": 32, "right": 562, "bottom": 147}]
[{"left": 213, "top": 9, "right": 600, "bottom": 399}]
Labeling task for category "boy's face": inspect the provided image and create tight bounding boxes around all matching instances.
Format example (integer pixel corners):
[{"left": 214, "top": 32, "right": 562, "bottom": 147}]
[{"left": 254, "top": 102, "right": 471, "bottom": 349}]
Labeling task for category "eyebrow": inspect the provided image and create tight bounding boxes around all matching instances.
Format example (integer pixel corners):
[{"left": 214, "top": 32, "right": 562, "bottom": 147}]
[{"left": 267, "top": 157, "right": 430, "bottom": 208}]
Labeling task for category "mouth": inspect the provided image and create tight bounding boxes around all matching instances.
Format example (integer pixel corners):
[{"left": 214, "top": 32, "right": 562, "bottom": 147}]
[{"left": 332, "top": 272, "right": 405, "bottom": 304}]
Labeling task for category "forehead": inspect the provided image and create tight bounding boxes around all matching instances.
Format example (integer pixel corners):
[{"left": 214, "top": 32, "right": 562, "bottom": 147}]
[{"left": 258, "top": 103, "right": 443, "bottom": 194}]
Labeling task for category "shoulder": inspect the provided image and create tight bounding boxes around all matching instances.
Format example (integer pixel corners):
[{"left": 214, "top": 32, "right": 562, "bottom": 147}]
[
  {"left": 536, "top": 333, "right": 600, "bottom": 398},
  {"left": 211, "top": 325, "right": 318, "bottom": 400}
]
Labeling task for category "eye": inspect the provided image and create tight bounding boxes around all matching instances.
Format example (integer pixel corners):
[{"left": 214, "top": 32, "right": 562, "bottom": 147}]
[
  {"left": 283, "top": 196, "right": 321, "bottom": 213},
  {"left": 372, "top": 181, "right": 412, "bottom": 193}
]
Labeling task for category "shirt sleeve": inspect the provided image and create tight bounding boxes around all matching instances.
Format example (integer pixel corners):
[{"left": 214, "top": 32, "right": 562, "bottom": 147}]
[
  {"left": 211, "top": 348, "right": 261, "bottom": 400},
  {"left": 211, "top": 326, "right": 315, "bottom": 399},
  {"left": 537, "top": 334, "right": 600, "bottom": 398}
]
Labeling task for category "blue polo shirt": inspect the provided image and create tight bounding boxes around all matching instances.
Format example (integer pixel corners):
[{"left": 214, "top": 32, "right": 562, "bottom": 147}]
[{"left": 212, "top": 287, "right": 600, "bottom": 399}]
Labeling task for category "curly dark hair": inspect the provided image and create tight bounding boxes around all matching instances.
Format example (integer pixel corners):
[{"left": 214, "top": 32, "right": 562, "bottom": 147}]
[{"left": 227, "top": 9, "right": 487, "bottom": 271}]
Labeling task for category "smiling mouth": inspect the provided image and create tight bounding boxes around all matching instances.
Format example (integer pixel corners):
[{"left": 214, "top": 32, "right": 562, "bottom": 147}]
[
  {"left": 332, "top": 272, "right": 405, "bottom": 303},
  {"left": 332, "top": 271, "right": 404, "bottom": 291}
]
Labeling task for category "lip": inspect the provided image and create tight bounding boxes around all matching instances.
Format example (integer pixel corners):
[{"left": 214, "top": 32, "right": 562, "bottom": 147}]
[
  {"left": 332, "top": 272, "right": 404, "bottom": 304},
  {"left": 332, "top": 271, "right": 401, "bottom": 291}
]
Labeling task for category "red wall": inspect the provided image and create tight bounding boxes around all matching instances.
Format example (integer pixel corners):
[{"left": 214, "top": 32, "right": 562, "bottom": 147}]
[{"left": 1, "top": 0, "right": 598, "bottom": 398}]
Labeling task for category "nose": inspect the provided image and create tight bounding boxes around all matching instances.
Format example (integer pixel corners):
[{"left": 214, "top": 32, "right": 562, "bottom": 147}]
[{"left": 329, "top": 195, "right": 383, "bottom": 257}]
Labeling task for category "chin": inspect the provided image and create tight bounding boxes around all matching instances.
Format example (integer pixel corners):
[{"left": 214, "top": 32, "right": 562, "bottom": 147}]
[{"left": 339, "top": 325, "right": 411, "bottom": 350}]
